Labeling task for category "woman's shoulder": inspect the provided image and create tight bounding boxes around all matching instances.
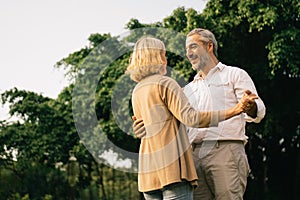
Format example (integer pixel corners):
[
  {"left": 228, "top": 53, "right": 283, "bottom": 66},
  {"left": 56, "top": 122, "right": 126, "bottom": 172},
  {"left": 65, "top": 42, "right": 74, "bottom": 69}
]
[
  {"left": 137, "top": 75, "right": 179, "bottom": 90},
  {"left": 154, "top": 74, "right": 177, "bottom": 82},
  {"left": 139, "top": 74, "right": 173, "bottom": 83}
]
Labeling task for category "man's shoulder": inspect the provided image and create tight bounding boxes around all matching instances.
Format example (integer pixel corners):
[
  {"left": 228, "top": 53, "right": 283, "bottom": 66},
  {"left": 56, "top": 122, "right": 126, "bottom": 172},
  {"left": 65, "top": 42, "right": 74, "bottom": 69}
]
[
  {"left": 220, "top": 62, "right": 243, "bottom": 72},
  {"left": 219, "top": 63, "right": 254, "bottom": 84},
  {"left": 219, "top": 63, "right": 249, "bottom": 77}
]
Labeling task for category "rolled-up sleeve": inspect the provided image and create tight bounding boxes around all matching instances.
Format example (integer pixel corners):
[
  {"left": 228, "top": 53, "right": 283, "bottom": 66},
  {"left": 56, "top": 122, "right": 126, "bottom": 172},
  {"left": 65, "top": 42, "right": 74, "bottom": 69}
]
[
  {"left": 244, "top": 98, "right": 266, "bottom": 123},
  {"left": 234, "top": 68, "right": 266, "bottom": 123}
]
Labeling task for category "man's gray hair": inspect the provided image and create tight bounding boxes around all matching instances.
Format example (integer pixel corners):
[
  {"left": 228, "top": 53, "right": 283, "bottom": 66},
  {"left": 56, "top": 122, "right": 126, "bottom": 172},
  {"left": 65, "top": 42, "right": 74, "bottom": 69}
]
[{"left": 187, "top": 28, "right": 218, "bottom": 57}]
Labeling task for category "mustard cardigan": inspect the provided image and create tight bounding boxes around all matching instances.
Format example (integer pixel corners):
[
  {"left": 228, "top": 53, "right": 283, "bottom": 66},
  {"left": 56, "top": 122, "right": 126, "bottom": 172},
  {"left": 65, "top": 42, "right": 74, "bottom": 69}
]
[{"left": 132, "top": 74, "right": 219, "bottom": 192}]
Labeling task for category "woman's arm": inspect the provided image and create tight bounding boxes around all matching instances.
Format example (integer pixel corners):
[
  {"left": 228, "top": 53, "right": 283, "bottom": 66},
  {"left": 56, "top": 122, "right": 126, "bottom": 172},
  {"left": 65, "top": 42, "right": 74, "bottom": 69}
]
[{"left": 159, "top": 77, "right": 257, "bottom": 128}]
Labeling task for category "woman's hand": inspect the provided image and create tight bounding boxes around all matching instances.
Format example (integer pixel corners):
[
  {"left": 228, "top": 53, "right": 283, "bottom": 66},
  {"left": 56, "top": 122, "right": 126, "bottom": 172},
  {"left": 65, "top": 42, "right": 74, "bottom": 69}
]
[
  {"left": 240, "top": 90, "right": 258, "bottom": 114},
  {"left": 226, "top": 90, "right": 258, "bottom": 119}
]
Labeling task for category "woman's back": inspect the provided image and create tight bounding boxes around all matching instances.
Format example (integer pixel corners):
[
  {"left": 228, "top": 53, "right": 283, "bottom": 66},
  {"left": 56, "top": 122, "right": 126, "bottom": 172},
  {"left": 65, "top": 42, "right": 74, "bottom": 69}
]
[{"left": 131, "top": 74, "right": 198, "bottom": 192}]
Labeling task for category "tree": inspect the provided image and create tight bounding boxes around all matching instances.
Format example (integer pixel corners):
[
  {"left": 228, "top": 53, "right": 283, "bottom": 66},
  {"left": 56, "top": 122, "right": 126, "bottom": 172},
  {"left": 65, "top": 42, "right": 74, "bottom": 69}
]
[
  {"left": 192, "top": 1, "right": 300, "bottom": 199},
  {"left": 1, "top": 1, "right": 299, "bottom": 199},
  {"left": 0, "top": 88, "right": 77, "bottom": 166},
  {"left": 0, "top": 87, "right": 79, "bottom": 199},
  {"left": 125, "top": 2, "right": 300, "bottom": 199}
]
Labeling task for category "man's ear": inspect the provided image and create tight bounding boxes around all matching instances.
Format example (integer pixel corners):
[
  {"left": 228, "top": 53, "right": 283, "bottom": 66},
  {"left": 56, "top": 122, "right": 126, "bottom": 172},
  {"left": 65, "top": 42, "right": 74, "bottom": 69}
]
[{"left": 207, "top": 41, "right": 214, "bottom": 53}]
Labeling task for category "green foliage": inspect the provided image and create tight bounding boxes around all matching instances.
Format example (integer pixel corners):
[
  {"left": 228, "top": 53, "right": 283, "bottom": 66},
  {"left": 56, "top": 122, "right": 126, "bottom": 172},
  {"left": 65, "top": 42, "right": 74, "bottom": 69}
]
[
  {"left": 1, "top": 1, "right": 299, "bottom": 199},
  {"left": 197, "top": 1, "right": 300, "bottom": 199},
  {"left": 163, "top": 7, "right": 188, "bottom": 32},
  {"left": 0, "top": 88, "right": 78, "bottom": 166},
  {"left": 201, "top": 0, "right": 300, "bottom": 79},
  {"left": 238, "top": 1, "right": 278, "bottom": 32},
  {"left": 266, "top": 28, "right": 300, "bottom": 77}
]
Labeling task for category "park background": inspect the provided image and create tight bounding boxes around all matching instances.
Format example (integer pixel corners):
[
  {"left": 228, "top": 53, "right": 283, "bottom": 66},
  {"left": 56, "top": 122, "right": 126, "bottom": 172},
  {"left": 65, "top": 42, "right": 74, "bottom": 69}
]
[{"left": 0, "top": 0, "right": 299, "bottom": 199}]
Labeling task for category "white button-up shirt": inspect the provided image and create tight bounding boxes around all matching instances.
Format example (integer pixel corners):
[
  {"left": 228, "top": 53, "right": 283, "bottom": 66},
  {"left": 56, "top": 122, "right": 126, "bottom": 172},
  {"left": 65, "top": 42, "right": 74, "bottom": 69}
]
[{"left": 183, "top": 62, "right": 266, "bottom": 144}]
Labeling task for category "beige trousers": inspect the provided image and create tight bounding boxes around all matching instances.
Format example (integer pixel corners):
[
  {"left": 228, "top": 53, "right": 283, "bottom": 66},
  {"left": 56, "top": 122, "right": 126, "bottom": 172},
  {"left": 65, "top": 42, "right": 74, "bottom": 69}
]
[{"left": 192, "top": 141, "right": 250, "bottom": 200}]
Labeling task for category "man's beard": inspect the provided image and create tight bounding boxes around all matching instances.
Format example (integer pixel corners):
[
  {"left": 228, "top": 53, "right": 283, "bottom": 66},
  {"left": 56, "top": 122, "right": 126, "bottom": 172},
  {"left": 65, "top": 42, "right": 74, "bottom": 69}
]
[{"left": 194, "top": 53, "right": 210, "bottom": 71}]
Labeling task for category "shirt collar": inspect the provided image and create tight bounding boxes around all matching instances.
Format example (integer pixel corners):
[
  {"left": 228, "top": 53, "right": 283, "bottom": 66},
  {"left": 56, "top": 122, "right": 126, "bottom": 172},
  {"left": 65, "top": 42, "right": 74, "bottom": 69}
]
[
  {"left": 193, "top": 71, "right": 205, "bottom": 81},
  {"left": 215, "top": 62, "right": 225, "bottom": 71},
  {"left": 193, "top": 62, "right": 224, "bottom": 81}
]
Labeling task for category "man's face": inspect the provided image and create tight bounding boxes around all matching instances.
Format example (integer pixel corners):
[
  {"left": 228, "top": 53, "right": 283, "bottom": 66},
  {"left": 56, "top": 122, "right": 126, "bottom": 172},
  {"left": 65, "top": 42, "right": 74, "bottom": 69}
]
[{"left": 185, "top": 34, "right": 210, "bottom": 71}]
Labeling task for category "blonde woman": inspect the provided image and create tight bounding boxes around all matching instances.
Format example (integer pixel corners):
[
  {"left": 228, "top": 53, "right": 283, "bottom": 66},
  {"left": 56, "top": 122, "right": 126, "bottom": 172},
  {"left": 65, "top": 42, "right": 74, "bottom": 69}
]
[{"left": 126, "top": 36, "right": 256, "bottom": 200}]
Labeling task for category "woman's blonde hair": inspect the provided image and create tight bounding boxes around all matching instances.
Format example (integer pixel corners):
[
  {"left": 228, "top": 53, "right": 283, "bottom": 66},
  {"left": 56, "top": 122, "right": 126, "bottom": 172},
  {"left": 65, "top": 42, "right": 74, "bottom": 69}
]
[{"left": 126, "top": 36, "right": 166, "bottom": 82}]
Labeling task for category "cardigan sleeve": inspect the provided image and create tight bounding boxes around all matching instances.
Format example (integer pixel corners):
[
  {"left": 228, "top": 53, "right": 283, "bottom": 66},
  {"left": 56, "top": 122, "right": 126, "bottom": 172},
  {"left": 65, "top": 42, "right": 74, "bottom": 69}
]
[{"left": 158, "top": 76, "right": 220, "bottom": 128}]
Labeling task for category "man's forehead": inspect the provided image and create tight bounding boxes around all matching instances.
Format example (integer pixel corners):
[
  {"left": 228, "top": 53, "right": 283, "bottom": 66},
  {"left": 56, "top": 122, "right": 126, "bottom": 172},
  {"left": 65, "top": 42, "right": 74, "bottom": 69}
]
[
  {"left": 186, "top": 34, "right": 209, "bottom": 46},
  {"left": 186, "top": 35, "right": 198, "bottom": 45},
  {"left": 186, "top": 37, "right": 193, "bottom": 44}
]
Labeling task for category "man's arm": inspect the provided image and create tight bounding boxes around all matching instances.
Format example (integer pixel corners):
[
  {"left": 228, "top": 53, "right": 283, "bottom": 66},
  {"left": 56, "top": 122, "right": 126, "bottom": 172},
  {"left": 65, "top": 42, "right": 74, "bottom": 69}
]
[{"left": 234, "top": 69, "right": 266, "bottom": 123}]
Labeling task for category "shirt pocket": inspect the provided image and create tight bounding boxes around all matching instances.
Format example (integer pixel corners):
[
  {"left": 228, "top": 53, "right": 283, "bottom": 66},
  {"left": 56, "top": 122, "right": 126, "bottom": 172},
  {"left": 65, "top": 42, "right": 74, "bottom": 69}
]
[
  {"left": 208, "top": 81, "right": 231, "bottom": 96},
  {"left": 207, "top": 82, "right": 235, "bottom": 108},
  {"left": 208, "top": 81, "right": 230, "bottom": 87}
]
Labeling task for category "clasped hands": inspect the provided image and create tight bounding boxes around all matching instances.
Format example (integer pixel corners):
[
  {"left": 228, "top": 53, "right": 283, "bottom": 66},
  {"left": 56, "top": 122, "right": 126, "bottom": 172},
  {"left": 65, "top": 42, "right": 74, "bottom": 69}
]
[{"left": 238, "top": 89, "right": 258, "bottom": 116}]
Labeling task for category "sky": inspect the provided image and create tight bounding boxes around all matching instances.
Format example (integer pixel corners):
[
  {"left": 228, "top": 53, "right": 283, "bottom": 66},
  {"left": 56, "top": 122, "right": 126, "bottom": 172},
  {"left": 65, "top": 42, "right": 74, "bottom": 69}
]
[{"left": 0, "top": 0, "right": 207, "bottom": 120}]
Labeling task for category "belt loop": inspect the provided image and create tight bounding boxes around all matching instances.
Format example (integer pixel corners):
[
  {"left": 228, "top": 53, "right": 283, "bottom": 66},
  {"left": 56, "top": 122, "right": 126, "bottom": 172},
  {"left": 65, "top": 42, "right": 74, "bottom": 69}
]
[{"left": 216, "top": 141, "right": 219, "bottom": 148}]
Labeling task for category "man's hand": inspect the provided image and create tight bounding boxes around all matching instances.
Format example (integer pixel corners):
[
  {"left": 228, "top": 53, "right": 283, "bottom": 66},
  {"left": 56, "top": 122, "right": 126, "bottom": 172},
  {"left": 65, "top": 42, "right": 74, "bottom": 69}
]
[
  {"left": 240, "top": 90, "right": 258, "bottom": 118},
  {"left": 132, "top": 116, "right": 146, "bottom": 139}
]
